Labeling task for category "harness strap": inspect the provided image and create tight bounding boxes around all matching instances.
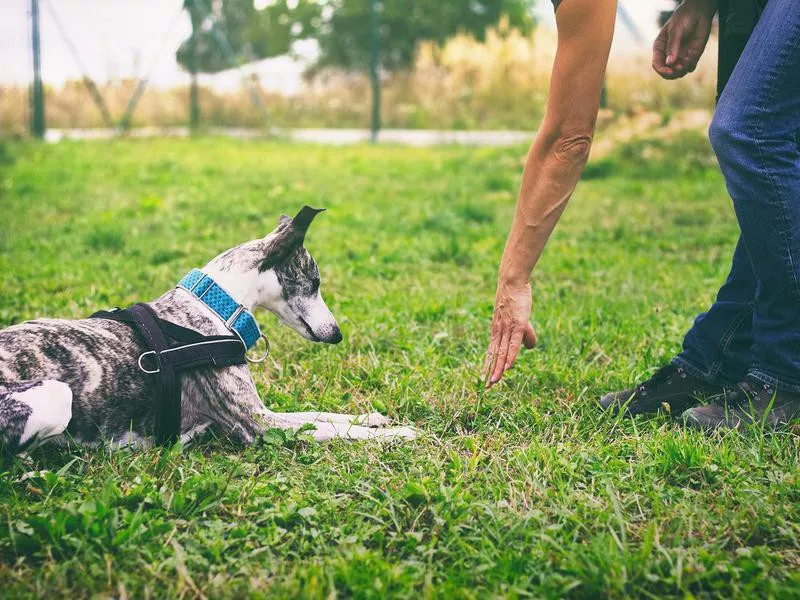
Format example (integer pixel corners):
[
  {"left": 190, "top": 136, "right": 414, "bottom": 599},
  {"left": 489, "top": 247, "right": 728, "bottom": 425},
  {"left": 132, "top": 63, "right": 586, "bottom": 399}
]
[{"left": 91, "top": 303, "right": 246, "bottom": 445}]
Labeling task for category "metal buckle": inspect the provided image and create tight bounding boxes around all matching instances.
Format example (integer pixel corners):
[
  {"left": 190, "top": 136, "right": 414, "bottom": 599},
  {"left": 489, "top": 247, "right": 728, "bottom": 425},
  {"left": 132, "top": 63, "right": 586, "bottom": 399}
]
[
  {"left": 245, "top": 334, "right": 270, "bottom": 364},
  {"left": 226, "top": 305, "right": 245, "bottom": 327},
  {"left": 137, "top": 350, "right": 161, "bottom": 374},
  {"left": 197, "top": 282, "right": 213, "bottom": 300},
  {"left": 188, "top": 273, "right": 207, "bottom": 293}
]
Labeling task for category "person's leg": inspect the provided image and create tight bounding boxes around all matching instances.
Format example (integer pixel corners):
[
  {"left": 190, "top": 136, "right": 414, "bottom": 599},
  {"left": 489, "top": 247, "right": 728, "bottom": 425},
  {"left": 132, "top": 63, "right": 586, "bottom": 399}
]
[
  {"left": 671, "top": 0, "right": 771, "bottom": 386},
  {"left": 602, "top": 236, "right": 758, "bottom": 416},
  {"left": 684, "top": 0, "right": 800, "bottom": 430},
  {"left": 597, "top": 3, "right": 764, "bottom": 415},
  {"left": 599, "top": 238, "right": 755, "bottom": 415},
  {"left": 705, "top": 0, "right": 800, "bottom": 392},
  {"left": 673, "top": 236, "right": 754, "bottom": 385}
]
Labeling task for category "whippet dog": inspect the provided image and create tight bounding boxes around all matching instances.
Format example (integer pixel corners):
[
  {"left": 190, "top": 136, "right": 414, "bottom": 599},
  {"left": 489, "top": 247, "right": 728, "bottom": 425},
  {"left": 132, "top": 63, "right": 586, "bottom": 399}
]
[{"left": 0, "top": 207, "right": 416, "bottom": 453}]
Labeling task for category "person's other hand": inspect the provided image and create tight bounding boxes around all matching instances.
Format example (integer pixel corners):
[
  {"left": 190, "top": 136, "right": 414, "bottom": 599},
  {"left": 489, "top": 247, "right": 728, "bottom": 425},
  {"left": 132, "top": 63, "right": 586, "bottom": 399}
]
[
  {"left": 483, "top": 279, "right": 537, "bottom": 388},
  {"left": 653, "top": 0, "right": 717, "bottom": 80}
]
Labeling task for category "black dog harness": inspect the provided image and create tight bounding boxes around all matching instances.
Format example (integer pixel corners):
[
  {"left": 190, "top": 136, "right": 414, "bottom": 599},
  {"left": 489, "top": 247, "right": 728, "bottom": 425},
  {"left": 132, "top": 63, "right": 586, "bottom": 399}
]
[{"left": 91, "top": 303, "right": 248, "bottom": 445}]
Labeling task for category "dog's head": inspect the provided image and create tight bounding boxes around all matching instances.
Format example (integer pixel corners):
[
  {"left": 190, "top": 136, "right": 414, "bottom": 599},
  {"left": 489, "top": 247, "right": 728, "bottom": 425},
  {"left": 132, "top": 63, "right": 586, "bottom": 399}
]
[
  {"left": 257, "top": 206, "right": 342, "bottom": 344},
  {"left": 207, "top": 206, "right": 342, "bottom": 344}
]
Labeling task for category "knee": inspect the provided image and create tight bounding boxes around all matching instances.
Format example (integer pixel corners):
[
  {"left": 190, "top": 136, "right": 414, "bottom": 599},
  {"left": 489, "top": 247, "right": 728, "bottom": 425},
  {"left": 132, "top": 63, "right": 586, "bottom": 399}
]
[
  {"left": 708, "top": 109, "right": 742, "bottom": 165},
  {"left": 708, "top": 103, "right": 773, "bottom": 168}
]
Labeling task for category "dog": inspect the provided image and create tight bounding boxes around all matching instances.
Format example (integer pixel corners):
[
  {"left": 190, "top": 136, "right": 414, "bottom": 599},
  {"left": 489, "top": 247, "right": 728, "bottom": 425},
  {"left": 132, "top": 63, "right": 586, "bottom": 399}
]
[{"left": 0, "top": 207, "right": 416, "bottom": 453}]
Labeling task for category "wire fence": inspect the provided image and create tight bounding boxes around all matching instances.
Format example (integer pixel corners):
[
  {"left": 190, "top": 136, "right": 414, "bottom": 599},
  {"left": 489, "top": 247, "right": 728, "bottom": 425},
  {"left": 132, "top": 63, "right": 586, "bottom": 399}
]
[{"left": 1, "top": 0, "right": 715, "bottom": 141}]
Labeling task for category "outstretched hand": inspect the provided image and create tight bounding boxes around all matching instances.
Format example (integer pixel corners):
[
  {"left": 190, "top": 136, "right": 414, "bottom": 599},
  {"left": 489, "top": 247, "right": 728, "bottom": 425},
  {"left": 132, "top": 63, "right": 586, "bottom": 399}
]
[
  {"left": 653, "top": 0, "right": 717, "bottom": 80},
  {"left": 483, "top": 280, "right": 537, "bottom": 388}
]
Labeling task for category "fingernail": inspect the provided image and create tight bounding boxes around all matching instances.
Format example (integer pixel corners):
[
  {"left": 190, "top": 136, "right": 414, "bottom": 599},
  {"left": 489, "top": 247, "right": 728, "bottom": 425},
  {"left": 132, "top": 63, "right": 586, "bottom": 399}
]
[{"left": 667, "top": 54, "right": 674, "bottom": 65}]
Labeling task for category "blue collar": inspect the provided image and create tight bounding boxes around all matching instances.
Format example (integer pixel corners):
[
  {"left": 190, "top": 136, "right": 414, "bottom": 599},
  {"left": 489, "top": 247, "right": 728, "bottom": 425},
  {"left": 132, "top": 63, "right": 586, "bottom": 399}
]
[{"left": 177, "top": 269, "right": 262, "bottom": 350}]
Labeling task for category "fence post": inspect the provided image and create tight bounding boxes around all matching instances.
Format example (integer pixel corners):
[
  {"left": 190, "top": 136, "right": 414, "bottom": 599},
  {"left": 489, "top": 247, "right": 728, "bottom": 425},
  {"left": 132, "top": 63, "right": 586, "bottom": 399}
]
[
  {"left": 369, "top": 0, "right": 381, "bottom": 143},
  {"left": 30, "top": 0, "right": 45, "bottom": 139},
  {"left": 186, "top": 1, "right": 201, "bottom": 132}
]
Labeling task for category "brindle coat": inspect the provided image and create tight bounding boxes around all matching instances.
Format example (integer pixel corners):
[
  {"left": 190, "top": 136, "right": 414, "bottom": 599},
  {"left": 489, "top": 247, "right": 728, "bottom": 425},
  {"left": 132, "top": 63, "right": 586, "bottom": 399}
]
[{"left": 0, "top": 207, "right": 415, "bottom": 453}]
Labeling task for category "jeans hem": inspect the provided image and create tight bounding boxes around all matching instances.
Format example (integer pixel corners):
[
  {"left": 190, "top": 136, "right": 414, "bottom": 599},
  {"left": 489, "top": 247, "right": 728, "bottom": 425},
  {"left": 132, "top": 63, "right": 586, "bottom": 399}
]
[
  {"left": 672, "top": 355, "right": 725, "bottom": 385},
  {"left": 747, "top": 369, "right": 800, "bottom": 394}
]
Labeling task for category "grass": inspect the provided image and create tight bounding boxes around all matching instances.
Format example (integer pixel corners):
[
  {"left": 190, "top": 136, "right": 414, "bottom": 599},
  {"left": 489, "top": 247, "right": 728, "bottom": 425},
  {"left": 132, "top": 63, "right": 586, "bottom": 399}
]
[{"left": 1, "top": 133, "right": 799, "bottom": 598}]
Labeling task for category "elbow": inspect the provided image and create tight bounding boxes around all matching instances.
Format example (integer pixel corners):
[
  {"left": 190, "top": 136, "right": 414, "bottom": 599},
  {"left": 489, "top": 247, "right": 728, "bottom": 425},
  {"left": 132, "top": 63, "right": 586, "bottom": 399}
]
[
  {"left": 538, "top": 124, "right": 594, "bottom": 166},
  {"left": 551, "top": 133, "right": 593, "bottom": 166}
]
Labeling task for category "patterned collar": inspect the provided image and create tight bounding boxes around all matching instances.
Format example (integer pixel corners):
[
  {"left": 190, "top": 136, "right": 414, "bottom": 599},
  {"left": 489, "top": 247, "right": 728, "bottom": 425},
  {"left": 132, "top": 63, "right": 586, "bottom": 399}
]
[{"left": 177, "top": 269, "right": 261, "bottom": 350}]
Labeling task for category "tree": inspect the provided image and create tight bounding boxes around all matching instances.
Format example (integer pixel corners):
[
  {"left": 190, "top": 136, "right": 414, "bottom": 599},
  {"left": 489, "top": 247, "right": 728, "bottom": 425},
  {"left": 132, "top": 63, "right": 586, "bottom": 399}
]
[
  {"left": 177, "top": 0, "right": 535, "bottom": 74},
  {"left": 312, "top": 0, "right": 535, "bottom": 71},
  {"left": 177, "top": 0, "right": 320, "bottom": 74}
]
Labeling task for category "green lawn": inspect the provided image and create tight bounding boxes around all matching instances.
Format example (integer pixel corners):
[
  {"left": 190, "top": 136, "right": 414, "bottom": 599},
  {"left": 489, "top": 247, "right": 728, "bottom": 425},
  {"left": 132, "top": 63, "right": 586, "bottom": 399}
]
[{"left": 0, "top": 135, "right": 798, "bottom": 598}]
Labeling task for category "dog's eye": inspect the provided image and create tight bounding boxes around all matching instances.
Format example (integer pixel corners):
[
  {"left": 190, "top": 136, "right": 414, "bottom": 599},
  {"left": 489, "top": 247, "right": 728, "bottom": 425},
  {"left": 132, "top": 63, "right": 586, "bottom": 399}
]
[{"left": 311, "top": 277, "right": 320, "bottom": 292}]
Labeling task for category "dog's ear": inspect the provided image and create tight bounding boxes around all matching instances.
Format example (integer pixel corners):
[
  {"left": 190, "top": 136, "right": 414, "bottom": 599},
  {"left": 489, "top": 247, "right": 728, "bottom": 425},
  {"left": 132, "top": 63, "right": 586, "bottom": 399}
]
[
  {"left": 259, "top": 207, "right": 324, "bottom": 271},
  {"left": 292, "top": 206, "right": 325, "bottom": 237}
]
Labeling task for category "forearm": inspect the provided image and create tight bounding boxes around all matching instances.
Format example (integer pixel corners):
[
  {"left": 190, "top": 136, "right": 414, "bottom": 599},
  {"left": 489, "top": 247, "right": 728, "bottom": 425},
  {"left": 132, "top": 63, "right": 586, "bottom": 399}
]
[
  {"left": 499, "top": 130, "right": 591, "bottom": 285},
  {"left": 498, "top": 0, "right": 617, "bottom": 286}
]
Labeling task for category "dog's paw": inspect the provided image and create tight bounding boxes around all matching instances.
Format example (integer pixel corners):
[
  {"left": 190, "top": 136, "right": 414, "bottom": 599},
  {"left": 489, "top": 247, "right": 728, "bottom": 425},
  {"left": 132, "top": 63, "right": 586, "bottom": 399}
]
[{"left": 355, "top": 412, "right": 392, "bottom": 428}]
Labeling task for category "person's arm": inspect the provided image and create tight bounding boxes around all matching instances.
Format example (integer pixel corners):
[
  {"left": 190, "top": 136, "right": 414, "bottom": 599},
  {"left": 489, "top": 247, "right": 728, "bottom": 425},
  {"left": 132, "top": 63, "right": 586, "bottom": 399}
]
[
  {"left": 483, "top": 0, "right": 617, "bottom": 387},
  {"left": 652, "top": 0, "right": 717, "bottom": 80}
]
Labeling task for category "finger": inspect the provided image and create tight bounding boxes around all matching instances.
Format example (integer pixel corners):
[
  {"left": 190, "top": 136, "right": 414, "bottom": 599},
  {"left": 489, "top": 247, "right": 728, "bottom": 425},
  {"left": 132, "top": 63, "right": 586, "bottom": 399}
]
[
  {"left": 653, "top": 30, "right": 679, "bottom": 79},
  {"left": 503, "top": 329, "right": 524, "bottom": 371},
  {"left": 484, "top": 348, "right": 498, "bottom": 388},
  {"left": 681, "top": 48, "right": 701, "bottom": 75},
  {"left": 484, "top": 330, "right": 501, "bottom": 387},
  {"left": 666, "top": 24, "right": 684, "bottom": 66},
  {"left": 668, "top": 61, "right": 690, "bottom": 79},
  {"left": 483, "top": 339, "right": 496, "bottom": 382},
  {"left": 490, "top": 329, "right": 512, "bottom": 385},
  {"left": 482, "top": 323, "right": 499, "bottom": 378},
  {"left": 522, "top": 323, "right": 537, "bottom": 349},
  {"left": 652, "top": 27, "right": 669, "bottom": 73}
]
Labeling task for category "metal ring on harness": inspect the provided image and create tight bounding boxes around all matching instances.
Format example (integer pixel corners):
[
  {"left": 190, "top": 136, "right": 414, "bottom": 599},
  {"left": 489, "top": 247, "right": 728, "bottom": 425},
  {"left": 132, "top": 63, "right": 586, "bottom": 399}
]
[
  {"left": 245, "top": 334, "right": 270, "bottom": 364},
  {"left": 137, "top": 350, "right": 161, "bottom": 374}
]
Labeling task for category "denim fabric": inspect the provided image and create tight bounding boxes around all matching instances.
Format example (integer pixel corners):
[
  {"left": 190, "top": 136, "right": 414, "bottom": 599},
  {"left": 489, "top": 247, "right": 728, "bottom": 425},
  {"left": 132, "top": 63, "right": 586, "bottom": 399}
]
[{"left": 674, "top": 0, "right": 800, "bottom": 392}]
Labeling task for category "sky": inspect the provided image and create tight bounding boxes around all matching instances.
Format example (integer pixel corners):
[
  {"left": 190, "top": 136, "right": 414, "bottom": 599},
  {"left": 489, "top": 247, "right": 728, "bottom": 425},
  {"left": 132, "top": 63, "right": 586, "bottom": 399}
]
[{"left": 1, "top": 1, "right": 675, "bottom": 91}]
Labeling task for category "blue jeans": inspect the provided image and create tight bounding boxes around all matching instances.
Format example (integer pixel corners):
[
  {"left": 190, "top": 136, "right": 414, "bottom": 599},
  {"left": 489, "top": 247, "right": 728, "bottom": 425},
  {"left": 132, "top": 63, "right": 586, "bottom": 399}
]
[{"left": 674, "top": 0, "right": 800, "bottom": 392}]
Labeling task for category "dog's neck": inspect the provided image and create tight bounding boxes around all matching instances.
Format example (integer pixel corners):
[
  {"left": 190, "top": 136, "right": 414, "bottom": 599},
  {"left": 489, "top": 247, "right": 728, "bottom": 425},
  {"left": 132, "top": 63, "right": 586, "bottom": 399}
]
[
  {"left": 188, "top": 235, "right": 277, "bottom": 314},
  {"left": 200, "top": 240, "right": 284, "bottom": 315},
  {"left": 201, "top": 264, "right": 260, "bottom": 312}
]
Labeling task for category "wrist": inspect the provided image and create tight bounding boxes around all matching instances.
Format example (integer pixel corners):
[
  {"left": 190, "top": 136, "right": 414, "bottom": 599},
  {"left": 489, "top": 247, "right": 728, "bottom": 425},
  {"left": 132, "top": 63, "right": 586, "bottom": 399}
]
[
  {"left": 683, "top": 0, "right": 718, "bottom": 17},
  {"left": 497, "top": 271, "right": 531, "bottom": 289}
]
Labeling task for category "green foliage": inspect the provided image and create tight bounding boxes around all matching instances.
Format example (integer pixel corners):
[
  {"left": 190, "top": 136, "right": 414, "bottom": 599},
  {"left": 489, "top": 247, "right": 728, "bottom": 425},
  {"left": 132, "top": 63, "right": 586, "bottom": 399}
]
[
  {"left": 1, "top": 135, "right": 799, "bottom": 597},
  {"left": 311, "top": 0, "right": 536, "bottom": 71},
  {"left": 176, "top": 0, "right": 535, "bottom": 74},
  {"left": 177, "top": 0, "right": 321, "bottom": 73}
]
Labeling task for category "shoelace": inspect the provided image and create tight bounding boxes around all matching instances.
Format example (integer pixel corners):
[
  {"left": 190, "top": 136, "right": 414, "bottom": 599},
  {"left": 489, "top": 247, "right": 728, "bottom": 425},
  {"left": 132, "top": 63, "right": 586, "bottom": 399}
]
[
  {"left": 724, "top": 380, "right": 773, "bottom": 407},
  {"left": 636, "top": 365, "right": 686, "bottom": 395}
]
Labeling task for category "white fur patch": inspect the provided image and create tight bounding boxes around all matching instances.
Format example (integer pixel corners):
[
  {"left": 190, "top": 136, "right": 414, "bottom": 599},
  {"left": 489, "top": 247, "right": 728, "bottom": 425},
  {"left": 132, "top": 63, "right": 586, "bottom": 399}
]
[
  {"left": 17, "top": 380, "right": 72, "bottom": 447},
  {"left": 308, "top": 422, "right": 418, "bottom": 441}
]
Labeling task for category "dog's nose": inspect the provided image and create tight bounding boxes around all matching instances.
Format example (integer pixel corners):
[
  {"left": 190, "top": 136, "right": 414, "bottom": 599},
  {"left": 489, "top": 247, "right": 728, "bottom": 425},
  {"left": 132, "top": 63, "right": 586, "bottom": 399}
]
[{"left": 326, "top": 326, "right": 343, "bottom": 344}]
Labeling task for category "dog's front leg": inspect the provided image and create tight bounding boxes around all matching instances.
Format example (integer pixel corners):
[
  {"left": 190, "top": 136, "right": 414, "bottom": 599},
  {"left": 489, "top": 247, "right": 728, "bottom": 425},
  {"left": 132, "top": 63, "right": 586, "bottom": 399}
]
[
  {"left": 185, "top": 368, "right": 275, "bottom": 445},
  {"left": 272, "top": 411, "right": 392, "bottom": 427},
  {"left": 302, "top": 421, "right": 418, "bottom": 441},
  {"left": 256, "top": 410, "right": 416, "bottom": 441},
  {"left": 188, "top": 369, "right": 417, "bottom": 444},
  {"left": 264, "top": 409, "right": 417, "bottom": 441}
]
